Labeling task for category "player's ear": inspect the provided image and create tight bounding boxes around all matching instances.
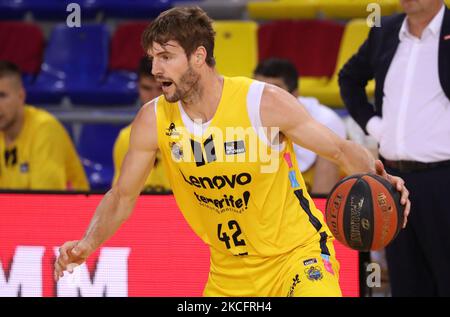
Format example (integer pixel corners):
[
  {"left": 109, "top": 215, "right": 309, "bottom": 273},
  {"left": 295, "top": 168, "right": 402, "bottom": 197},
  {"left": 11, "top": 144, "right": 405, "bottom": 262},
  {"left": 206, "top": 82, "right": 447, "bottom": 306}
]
[{"left": 192, "top": 46, "right": 207, "bottom": 67}]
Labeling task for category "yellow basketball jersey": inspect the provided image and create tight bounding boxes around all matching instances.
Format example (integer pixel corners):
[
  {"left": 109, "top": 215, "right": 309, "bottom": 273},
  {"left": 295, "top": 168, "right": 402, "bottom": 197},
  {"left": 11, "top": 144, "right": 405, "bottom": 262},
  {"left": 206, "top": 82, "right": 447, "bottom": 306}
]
[
  {"left": 155, "top": 76, "right": 332, "bottom": 258},
  {"left": 0, "top": 106, "right": 89, "bottom": 190}
]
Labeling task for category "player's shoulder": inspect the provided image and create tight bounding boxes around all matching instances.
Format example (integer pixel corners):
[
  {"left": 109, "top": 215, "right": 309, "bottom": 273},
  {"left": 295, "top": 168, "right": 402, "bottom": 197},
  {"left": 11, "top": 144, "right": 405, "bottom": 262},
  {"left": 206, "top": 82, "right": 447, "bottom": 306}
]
[
  {"left": 134, "top": 97, "right": 159, "bottom": 126},
  {"left": 126, "top": 99, "right": 159, "bottom": 151},
  {"left": 25, "top": 105, "right": 57, "bottom": 123},
  {"left": 260, "top": 82, "right": 298, "bottom": 110},
  {"left": 129, "top": 98, "right": 159, "bottom": 150},
  {"left": 24, "top": 105, "right": 65, "bottom": 132},
  {"left": 142, "top": 97, "right": 158, "bottom": 114},
  {"left": 258, "top": 82, "right": 307, "bottom": 130}
]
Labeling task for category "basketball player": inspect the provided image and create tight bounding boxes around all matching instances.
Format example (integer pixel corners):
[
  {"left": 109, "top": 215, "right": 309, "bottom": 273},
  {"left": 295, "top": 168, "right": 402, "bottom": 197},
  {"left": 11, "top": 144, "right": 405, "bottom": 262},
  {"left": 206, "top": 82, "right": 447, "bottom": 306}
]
[
  {"left": 0, "top": 61, "right": 89, "bottom": 191},
  {"left": 54, "top": 7, "right": 410, "bottom": 296}
]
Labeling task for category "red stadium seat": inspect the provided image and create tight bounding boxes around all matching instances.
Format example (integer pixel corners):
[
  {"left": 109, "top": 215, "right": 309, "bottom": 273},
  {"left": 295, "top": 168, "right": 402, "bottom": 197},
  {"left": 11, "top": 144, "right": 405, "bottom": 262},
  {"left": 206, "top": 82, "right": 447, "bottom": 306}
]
[
  {"left": 109, "top": 21, "right": 149, "bottom": 72},
  {"left": 258, "top": 20, "right": 344, "bottom": 78},
  {"left": 0, "top": 22, "right": 44, "bottom": 75}
]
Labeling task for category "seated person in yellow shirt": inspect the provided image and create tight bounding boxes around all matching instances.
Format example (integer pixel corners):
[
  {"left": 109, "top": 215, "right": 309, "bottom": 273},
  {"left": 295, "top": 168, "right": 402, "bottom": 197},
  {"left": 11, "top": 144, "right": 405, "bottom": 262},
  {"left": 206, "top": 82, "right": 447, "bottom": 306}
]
[
  {"left": 0, "top": 61, "right": 89, "bottom": 190},
  {"left": 113, "top": 57, "right": 170, "bottom": 192},
  {"left": 254, "top": 58, "right": 346, "bottom": 195}
]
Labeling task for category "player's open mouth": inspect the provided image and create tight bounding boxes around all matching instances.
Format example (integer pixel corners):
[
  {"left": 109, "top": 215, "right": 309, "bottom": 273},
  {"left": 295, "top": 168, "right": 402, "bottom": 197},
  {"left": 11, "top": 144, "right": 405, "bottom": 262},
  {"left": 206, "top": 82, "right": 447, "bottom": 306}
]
[{"left": 161, "top": 81, "right": 173, "bottom": 89}]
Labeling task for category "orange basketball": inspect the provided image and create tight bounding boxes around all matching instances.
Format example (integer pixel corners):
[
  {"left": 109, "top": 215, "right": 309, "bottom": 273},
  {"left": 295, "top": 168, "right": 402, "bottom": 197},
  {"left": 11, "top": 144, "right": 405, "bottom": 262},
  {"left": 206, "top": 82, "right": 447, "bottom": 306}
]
[{"left": 325, "top": 174, "right": 405, "bottom": 251}]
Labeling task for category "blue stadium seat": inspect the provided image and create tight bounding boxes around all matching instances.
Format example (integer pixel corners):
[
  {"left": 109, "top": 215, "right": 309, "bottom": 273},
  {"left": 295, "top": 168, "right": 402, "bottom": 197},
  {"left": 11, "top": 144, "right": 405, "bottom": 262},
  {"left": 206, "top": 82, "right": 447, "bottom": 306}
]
[
  {"left": 22, "top": 74, "right": 35, "bottom": 86},
  {"left": 77, "top": 123, "right": 126, "bottom": 191},
  {"left": 0, "top": 0, "right": 100, "bottom": 20},
  {"left": 26, "top": 24, "right": 109, "bottom": 105},
  {"left": 28, "top": 0, "right": 100, "bottom": 20},
  {"left": 100, "top": 0, "right": 171, "bottom": 19},
  {"left": 85, "top": 22, "right": 148, "bottom": 106},
  {"left": 89, "top": 71, "right": 139, "bottom": 106},
  {"left": 0, "top": 0, "right": 27, "bottom": 20},
  {"left": 66, "top": 70, "right": 138, "bottom": 106}
]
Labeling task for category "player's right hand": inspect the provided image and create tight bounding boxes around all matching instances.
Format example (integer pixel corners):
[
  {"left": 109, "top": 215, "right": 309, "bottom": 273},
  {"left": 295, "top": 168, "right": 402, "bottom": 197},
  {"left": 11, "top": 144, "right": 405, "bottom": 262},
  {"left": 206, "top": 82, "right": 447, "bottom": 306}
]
[
  {"left": 375, "top": 160, "right": 411, "bottom": 229},
  {"left": 54, "top": 240, "right": 93, "bottom": 282}
]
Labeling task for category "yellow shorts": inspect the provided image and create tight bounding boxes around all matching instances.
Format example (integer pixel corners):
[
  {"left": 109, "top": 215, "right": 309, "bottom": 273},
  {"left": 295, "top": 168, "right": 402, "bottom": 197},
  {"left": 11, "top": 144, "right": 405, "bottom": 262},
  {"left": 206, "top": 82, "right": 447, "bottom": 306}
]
[{"left": 203, "top": 232, "right": 342, "bottom": 297}]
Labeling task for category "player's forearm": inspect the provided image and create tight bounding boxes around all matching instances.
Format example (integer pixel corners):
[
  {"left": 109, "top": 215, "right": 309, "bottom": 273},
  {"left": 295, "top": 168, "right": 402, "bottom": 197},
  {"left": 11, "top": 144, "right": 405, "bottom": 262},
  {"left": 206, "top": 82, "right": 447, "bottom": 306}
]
[
  {"left": 335, "top": 140, "right": 376, "bottom": 176},
  {"left": 81, "top": 188, "right": 137, "bottom": 253}
]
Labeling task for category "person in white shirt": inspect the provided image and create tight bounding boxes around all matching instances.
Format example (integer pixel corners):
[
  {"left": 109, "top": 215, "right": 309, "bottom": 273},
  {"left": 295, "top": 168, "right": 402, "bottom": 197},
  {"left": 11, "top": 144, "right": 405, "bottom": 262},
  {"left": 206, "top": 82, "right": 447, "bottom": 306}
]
[
  {"left": 254, "top": 58, "right": 346, "bottom": 195},
  {"left": 339, "top": 0, "right": 450, "bottom": 296}
]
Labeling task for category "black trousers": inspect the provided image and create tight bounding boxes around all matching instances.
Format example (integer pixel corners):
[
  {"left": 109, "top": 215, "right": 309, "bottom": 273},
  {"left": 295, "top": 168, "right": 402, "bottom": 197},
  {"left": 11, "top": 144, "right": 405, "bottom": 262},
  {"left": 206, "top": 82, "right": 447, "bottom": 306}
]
[{"left": 384, "top": 164, "right": 450, "bottom": 296}]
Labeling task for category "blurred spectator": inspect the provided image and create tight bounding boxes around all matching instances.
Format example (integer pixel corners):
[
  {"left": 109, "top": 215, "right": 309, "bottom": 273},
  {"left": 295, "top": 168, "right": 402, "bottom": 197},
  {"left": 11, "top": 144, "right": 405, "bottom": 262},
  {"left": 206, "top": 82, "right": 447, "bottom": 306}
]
[
  {"left": 113, "top": 57, "right": 170, "bottom": 192},
  {"left": 254, "top": 58, "right": 346, "bottom": 195},
  {"left": 339, "top": 0, "right": 450, "bottom": 296},
  {"left": 0, "top": 61, "right": 89, "bottom": 191}
]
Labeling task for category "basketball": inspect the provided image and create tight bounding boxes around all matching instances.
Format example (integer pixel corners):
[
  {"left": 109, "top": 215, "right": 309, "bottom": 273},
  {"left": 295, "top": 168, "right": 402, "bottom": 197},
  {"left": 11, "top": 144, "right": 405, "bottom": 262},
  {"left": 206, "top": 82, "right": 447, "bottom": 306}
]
[{"left": 325, "top": 174, "right": 405, "bottom": 252}]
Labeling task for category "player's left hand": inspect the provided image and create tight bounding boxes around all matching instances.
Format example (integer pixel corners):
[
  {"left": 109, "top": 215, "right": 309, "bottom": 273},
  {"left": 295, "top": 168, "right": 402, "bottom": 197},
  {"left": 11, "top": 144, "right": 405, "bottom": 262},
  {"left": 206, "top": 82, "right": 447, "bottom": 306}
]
[{"left": 375, "top": 160, "right": 411, "bottom": 229}]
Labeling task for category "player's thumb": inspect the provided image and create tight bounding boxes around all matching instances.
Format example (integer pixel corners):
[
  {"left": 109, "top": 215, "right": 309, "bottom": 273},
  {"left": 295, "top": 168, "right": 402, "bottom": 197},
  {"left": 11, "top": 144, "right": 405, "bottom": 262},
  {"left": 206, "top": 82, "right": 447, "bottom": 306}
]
[
  {"left": 71, "top": 240, "right": 90, "bottom": 258},
  {"left": 374, "top": 160, "right": 386, "bottom": 176}
]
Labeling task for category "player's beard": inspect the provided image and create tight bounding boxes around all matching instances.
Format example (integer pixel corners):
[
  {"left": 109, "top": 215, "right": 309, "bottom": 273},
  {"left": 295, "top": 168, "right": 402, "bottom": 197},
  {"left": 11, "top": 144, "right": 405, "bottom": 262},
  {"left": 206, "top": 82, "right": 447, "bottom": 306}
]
[{"left": 164, "top": 65, "right": 200, "bottom": 103}]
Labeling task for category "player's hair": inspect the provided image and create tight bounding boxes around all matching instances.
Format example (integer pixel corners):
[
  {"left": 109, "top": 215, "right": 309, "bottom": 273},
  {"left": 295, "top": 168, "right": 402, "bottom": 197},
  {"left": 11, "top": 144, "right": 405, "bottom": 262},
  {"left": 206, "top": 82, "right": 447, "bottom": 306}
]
[
  {"left": 138, "top": 56, "right": 154, "bottom": 79},
  {"left": 141, "top": 6, "right": 216, "bottom": 67},
  {"left": 0, "top": 60, "right": 22, "bottom": 84},
  {"left": 254, "top": 58, "right": 299, "bottom": 94}
]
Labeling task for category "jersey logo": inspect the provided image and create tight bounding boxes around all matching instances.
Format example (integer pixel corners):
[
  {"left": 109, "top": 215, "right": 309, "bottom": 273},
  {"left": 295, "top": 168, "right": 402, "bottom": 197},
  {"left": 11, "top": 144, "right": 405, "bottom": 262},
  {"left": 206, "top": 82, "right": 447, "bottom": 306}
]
[
  {"left": 20, "top": 163, "right": 29, "bottom": 173},
  {"left": 303, "top": 258, "right": 318, "bottom": 266},
  {"left": 170, "top": 142, "right": 184, "bottom": 161},
  {"left": 224, "top": 140, "right": 245, "bottom": 155},
  {"left": 287, "top": 274, "right": 300, "bottom": 297},
  {"left": 4, "top": 147, "right": 18, "bottom": 167},
  {"left": 190, "top": 135, "right": 216, "bottom": 167},
  {"left": 305, "top": 266, "right": 323, "bottom": 281},
  {"left": 181, "top": 170, "right": 252, "bottom": 214},
  {"left": 165, "top": 122, "right": 180, "bottom": 136},
  {"left": 181, "top": 170, "right": 252, "bottom": 190},
  {"left": 194, "top": 191, "right": 250, "bottom": 214}
]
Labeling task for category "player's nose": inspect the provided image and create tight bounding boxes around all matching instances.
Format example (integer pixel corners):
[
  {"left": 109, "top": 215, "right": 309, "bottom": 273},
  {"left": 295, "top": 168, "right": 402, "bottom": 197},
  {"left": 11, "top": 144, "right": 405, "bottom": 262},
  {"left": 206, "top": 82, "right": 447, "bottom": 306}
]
[{"left": 151, "top": 59, "right": 163, "bottom": 77}]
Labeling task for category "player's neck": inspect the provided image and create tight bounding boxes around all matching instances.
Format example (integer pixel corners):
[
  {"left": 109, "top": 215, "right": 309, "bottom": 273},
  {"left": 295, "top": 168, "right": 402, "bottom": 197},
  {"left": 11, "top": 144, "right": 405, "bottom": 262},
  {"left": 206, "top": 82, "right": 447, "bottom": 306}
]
[{"left": 180, "top": 70, "right": 223, "bottom": 123}]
